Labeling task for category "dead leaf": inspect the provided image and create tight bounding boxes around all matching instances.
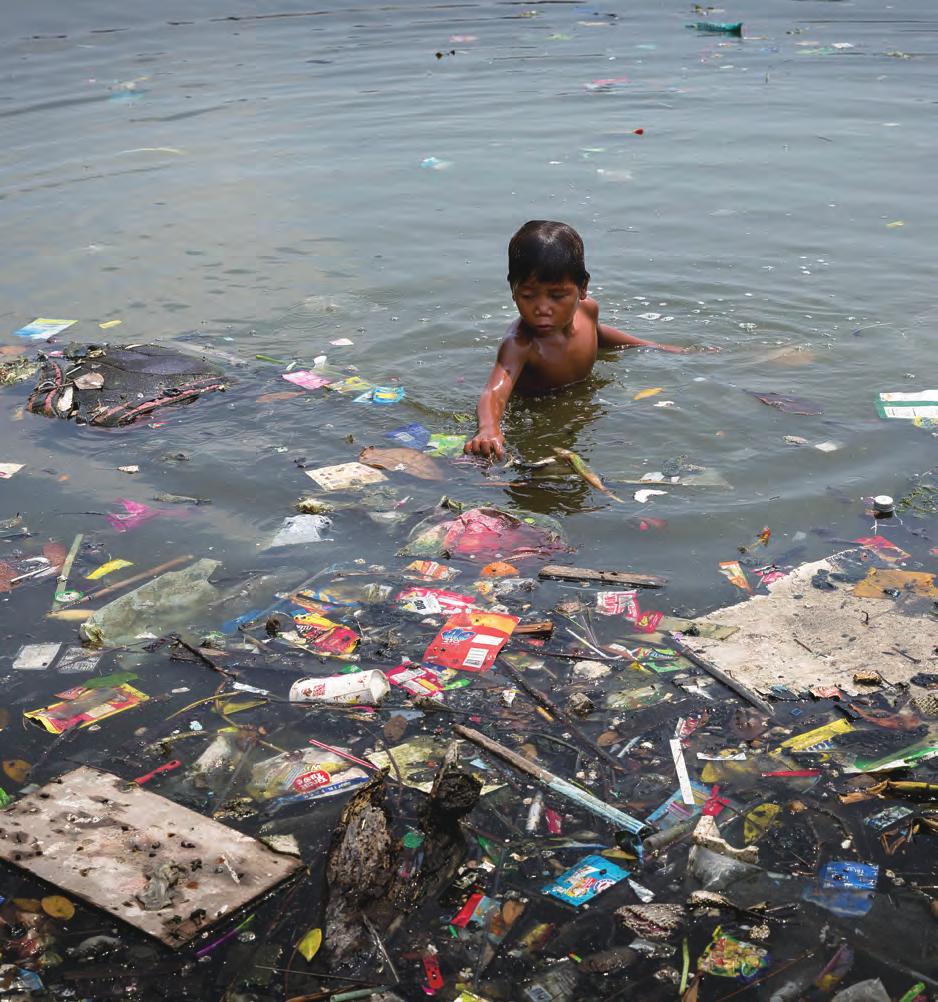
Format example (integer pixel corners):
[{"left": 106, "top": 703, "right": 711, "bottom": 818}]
[
  {"left": 501, "top": 899, "right": 525, "bottom": 926},
  {"left": 3, "top": 758, "right": 31, "bottom": 784},
  {"left": 633, "top": 387, "right": 663, "bottom": 401},
  {"left": 296, "top": 927, "right": 322, "bottom": 961},
  {"left": 481, "top": 561, "right": 519, "bottom": 578},
  {"left": 747, "top": 391, "right": 824, "bottom": 415},
  {"left": 217, "top": 697, "right": 268, "bottom": 715},
  {"left": 0, "top": 345, "right": 27, "bottom": 357},
  {"left": 256, "top": 390, "right": 302, "bottom": 403},
  {"left": 597, "top": 730, "right": 620, "bottom": 747},
  {"left": 359, "top": 446, "right": 444, "bottom": 481},
  {"left": 383, "top": 714, "right": 408, "bottom": 743},
  {"left": 11, "top": 898, "right": 41, "bottom": 912},
  {"left": 41, "top": 895, "right": 75, "bottom": 920}
]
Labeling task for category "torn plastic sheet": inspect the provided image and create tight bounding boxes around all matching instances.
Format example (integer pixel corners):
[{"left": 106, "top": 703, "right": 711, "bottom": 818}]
[
  {"left": 400, "top": 506, "right": 567, "bottom": 560},
  {"left": 80, "top": 558, "right": 220, "bottom": 646},
  {"left": 802, "top": 861, "right": 879, "bottom": 917}
]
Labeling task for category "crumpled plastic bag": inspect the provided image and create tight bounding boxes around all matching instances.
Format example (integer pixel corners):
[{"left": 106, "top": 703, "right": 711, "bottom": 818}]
[{"left": 400, "top": 506, "right": 567, "bottom": 561}]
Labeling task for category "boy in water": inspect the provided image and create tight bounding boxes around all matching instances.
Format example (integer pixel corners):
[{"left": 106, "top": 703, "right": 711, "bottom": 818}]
[{"left": 465, "top": 220, "right": 687, "bottom": 459}]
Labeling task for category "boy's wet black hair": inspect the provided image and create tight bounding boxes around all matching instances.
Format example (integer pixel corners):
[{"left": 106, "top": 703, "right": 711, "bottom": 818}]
[{"left": 507, "top": 220, "right": 590, "bottom": 289}]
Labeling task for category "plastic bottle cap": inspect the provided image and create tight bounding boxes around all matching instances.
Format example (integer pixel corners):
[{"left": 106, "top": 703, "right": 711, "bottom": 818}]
[{"left": 873, "top": 495, "right": 894, "bottom": 506}]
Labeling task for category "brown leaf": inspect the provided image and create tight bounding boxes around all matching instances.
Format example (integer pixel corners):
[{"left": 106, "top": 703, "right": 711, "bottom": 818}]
[
  {"left": 501, "top": 898, "right": 525, "bottom": 926},
  {"left": 359, "top": 447, "right": 444, "bottom": 481},
  {"left": 255, "top": 390, "right": 302, "bottom": 403},
  {"left": 41, "top": 895, "right": 75, "bottom": 920},
  {"left": 3, "top": 759, "right": 31, "bottom": 784},
  {"left": 383, "top": 714, "right": 408, "bottom": 743}
]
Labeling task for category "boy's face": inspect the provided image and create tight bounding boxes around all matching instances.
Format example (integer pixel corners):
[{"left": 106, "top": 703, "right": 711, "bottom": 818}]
[{"left": 511, "top": 275, "right": 587, "bottom": 335}]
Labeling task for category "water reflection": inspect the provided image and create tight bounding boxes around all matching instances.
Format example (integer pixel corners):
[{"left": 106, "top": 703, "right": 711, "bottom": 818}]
[{"left": 501, "top": 373, "right": 612, "bottom": 515}]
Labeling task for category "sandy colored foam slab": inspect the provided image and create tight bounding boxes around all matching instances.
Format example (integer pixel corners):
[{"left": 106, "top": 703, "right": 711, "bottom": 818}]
[
  {"left": 0, "top": 767, "right": 301, "bottom": 947},
  {"left": 679, "top": 551, "right": 938, "bottom": 695}
]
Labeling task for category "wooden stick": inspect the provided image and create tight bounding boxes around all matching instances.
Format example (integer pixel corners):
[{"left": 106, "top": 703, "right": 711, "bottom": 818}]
[
  {"left": 454, "top": 725, "right": 649, "bottom": 835},
  {"left": 668, "top": 633, "right": 776, "bottom": 717},
  {"left": 514, "top": 620, "right": 554, "bottom": 636},
  {"left": 67, "top": 554, "right": 193, "bottom": 606},
  {"left": 499, "top": 662, "right": 630, "bottom": 775},
  {"left": 539, "top": 564, "right": 667, "bottom": 588}
]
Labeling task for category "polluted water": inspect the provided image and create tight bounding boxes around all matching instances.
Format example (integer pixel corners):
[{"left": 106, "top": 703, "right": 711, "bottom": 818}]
[{"left": 2, "top": 0, "right": 938, "bottom": 1000}]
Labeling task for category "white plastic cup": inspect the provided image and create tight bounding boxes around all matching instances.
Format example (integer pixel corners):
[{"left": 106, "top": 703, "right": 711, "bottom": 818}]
[{"left": 289, "top": 669, "right": 390, "bottom": 706}]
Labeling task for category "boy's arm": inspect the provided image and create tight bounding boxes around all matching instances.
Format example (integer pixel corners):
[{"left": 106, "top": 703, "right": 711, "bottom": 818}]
[
  {"left": 464, "top": 331, "right": 531, "bottom": 460},
  {"left": 588, "top": 298, "right": 688, "bottom": 353}
]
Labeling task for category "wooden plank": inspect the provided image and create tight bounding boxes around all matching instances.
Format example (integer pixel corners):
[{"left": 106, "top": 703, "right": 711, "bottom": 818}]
[
  {"left": 0, "top": 767, "right": 301, "bottom": 947},
  {"left": 538, "top": 564, "right": 667, "bottom": 588}
]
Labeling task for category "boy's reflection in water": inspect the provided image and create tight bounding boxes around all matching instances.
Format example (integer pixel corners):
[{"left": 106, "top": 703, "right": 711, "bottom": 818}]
[{"left": 497, "top": 373, "right": 616, "bottom": 516}]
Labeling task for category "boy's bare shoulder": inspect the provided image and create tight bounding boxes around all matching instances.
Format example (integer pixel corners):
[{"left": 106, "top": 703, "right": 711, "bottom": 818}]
[
  {"left": 580, "top": 296, "right": 600, "bottom": 319},
  {"left": 496, "top": 319, "right": 536, "bottom": 362},
  {"left": 501, "top": 317, "right": 534, "bottom": 348}
]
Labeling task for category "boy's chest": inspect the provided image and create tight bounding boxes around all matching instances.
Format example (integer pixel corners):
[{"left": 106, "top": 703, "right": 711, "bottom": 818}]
[{"left": 528, "top": 321, "right": 597, "bottom": 382}]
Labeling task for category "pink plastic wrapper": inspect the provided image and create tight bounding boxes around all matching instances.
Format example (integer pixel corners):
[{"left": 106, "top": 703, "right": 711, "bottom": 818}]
[
  {"left": 596, "top": 590, "right": 639, "bottom": 618},
  {"left": 282, "top": 370, "right": 331, "bottom": 391},
  {"left": 106, "top": 499, "right": 164, "bottom": 533}
]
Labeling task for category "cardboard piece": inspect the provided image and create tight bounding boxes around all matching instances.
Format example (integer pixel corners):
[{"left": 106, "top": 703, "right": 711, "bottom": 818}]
[
  {"left": 304, "top": 462, "right": 387, "bottom": 492},
  {"left": 679, "top": 550, "right": 937, "bottom": 693},
  {"left": 0, "top": 767, "right": 301, "bottom": 946},
  {"left": 12, "top": 643, "right": 61, "bottom": 671}
]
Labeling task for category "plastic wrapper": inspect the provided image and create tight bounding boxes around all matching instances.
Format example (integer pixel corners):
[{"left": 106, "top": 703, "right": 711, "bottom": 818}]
[
  {"left": 24, "top": 682, "right": 148, "bottom": 734},
  {"left": 542, "top": 854, "right": 630, "bottom": 907},
  {"left": 422, "top": 610, "right": 518, "bottom": 673},
  {"left": 247, "top": 748, "right": 369, "bottom": 808}
]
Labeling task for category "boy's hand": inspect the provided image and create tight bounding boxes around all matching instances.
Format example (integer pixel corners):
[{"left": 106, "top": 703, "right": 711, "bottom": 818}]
[{"left": 465, "top": 429, "right": 506, "bottom": 460}]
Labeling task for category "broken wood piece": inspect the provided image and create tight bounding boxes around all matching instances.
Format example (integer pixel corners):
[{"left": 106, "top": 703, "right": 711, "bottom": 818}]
[
  {"left": 454, "top": 724, "right": 649, "bottom": 835},
  {"left": 513, "top": 620, "right": 554, "bottom": 636},
  {"left": 539, "top": 564, "right": 667, "bottom": 588}
]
